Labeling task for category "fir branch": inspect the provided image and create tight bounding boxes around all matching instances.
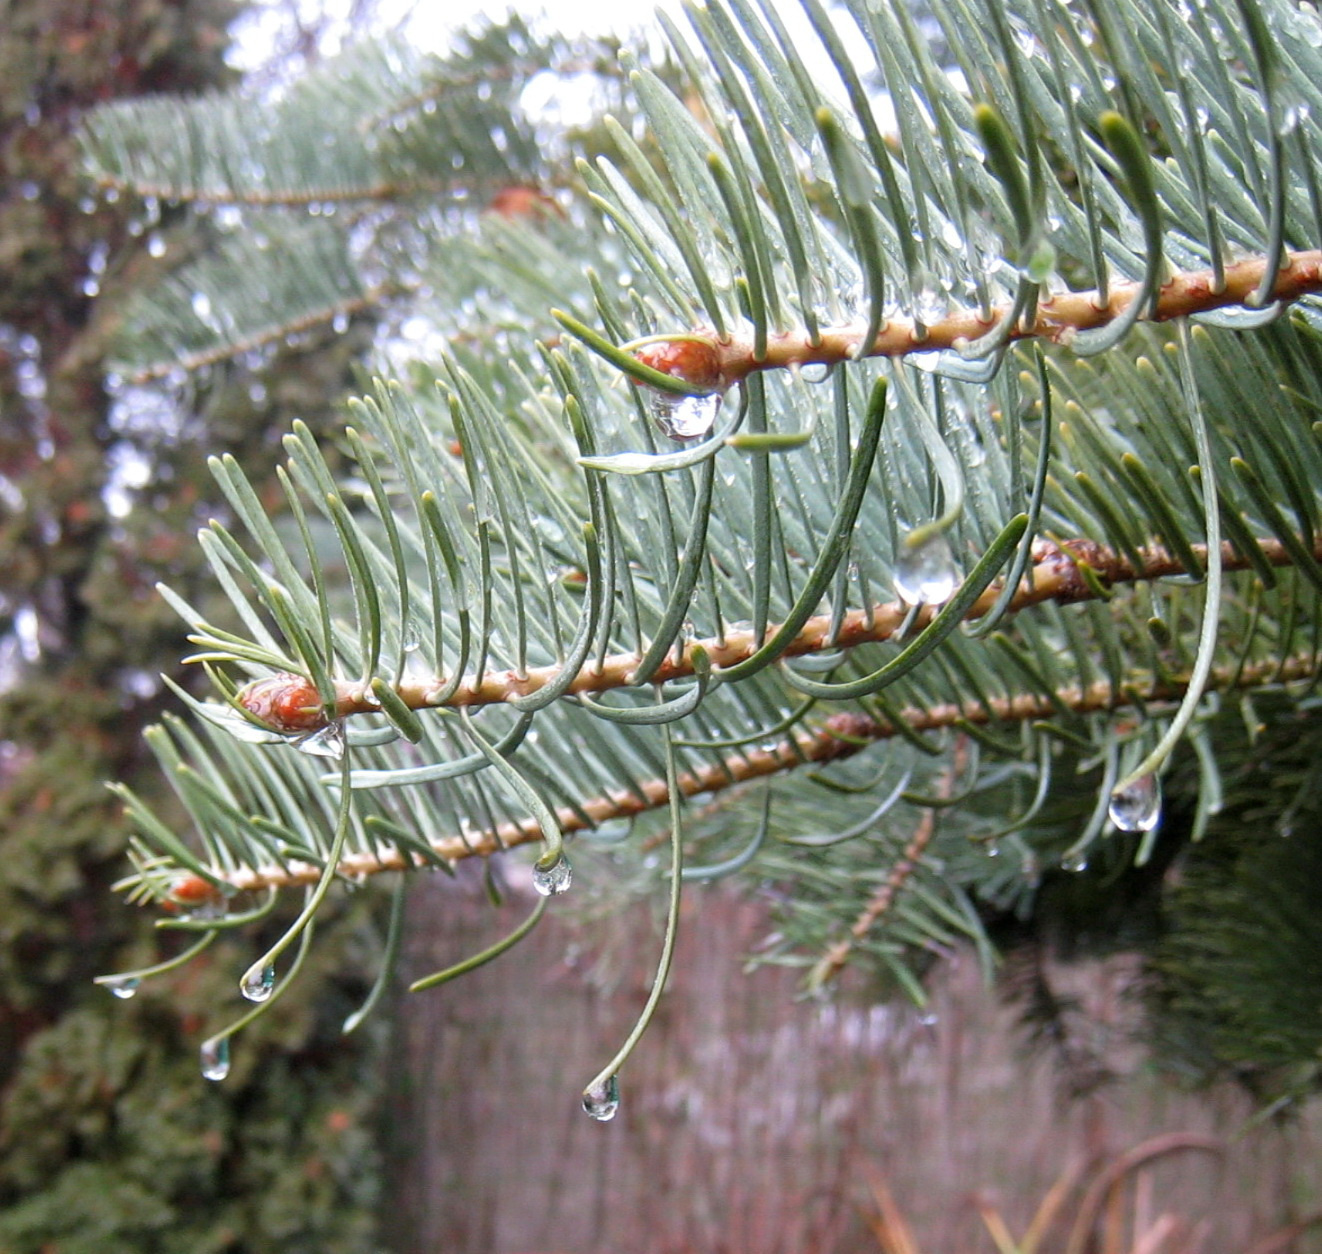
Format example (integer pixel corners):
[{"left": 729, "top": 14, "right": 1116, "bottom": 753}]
[
  {"left": 86, "top": 173, "right": 460, "bottom": 207},
  {"left": 690, "top": 251, "right": 1322, "bottom": 385},
  {"left": 323, "top": 533, "right": 1322, "bottom": 717},
  {"left": 207, "top": 651, "right": 1319, "bottom": 895},
  {"left": 124, "top": 288, "right": 390, "bottom": 384}
]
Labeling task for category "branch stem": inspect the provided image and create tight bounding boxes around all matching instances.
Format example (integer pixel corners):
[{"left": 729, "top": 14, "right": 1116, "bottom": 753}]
[
  {"left": 331, "top": 533, "right": 1322, "bottom": 717},
  {"left": 219, "top": 650, "right": 1318, "bottom": 893}
]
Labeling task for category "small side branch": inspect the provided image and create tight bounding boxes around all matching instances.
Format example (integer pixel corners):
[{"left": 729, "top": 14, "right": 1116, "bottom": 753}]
[
  {"left": 329, "top": 534, "right": 1321, "bottom": 716},
  {"left": 217, "top": 651, "right": 1318, "bottom": 894},
  {"left": 708, "top": 251, "right": 1322, "bottom": 383}
]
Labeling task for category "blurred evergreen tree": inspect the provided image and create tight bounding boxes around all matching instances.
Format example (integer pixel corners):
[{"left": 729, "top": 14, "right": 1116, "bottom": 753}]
[{"left": 0, "top": 3, "right": 389, "bottom": 1249}]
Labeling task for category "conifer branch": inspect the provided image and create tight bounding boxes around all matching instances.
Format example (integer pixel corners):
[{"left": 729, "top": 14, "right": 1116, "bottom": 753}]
[
  {"left": 87, "top": 175, "right": 464, "bottom": 206},
  {"left": 204, "top": 651, "right": 1319, "bottom": 896},
  {"left": 125, "top": 289, "right": 390, "bottom": 383},
  {"left": 322, "top": 533, "right": 1322, "bottom": 717},
  {"left": 695, "top": 251, "right": 1322, "bottom": 385}
]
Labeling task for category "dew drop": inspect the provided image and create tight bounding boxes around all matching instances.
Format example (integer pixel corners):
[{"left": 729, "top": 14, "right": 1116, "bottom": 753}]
[
  {"left": 893, "top": 533, "right": 959, "bottom": 606},
  {"left": 796, "top": 361, "right": 834, "bottom": 384},
  {"left": 913, "top": 286, "right": 946, "bottom": 325},
  {"left": 184, "top": 898, "right": 229, "bottom": 922},
  {"left": 1060, "top": 851, "right": 1089, "bottom": 872},
  {"left": 985, "top": 839, "right": 1001, "bottom": 858},
  {"left": 648, "top": 390, "right": 722, "bottom": 441},
  {"left": 1278, "top": 95, "right": 1311, "bottom": 137},
  {"left": 1108, "top": 773, "right": 1162, "bottom": 833},
  {"left": 240, "top": 963, "right": 276, "bottom": 1003},
  {"left": 919, "top": 1012, "right": 939, "bottom": 1027},
  {"left": 582, "top": 1074, "right": 620, "bottom": 1121},
  {"left": 295, "top": 720, "right": 345, "bottom": 759},
  {"left": 102, "top": 975, "right": 140, "bottom": 1000},
  {"left": 146, "top": 232, "right": 167, "bottom": 258},
  {"left": 1023, "top": 238, "right": 1058, "bottom": 284},
  {"left": 531, "top": 852, "right": 573, "bottom": 896},
  {"left": 1010, "top": 15, "right": 1038, "bottom": 56},
  {"left": 200, "top": 1037, "right": 231, "bottom": 1082}
]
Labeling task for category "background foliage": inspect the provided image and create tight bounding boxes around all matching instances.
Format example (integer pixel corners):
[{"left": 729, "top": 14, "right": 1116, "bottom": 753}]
[{"left": 0, "top": 2, "right": 389, "bottom": 1249}]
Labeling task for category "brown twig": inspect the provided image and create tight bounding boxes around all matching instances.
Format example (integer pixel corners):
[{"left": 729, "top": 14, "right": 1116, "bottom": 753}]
[
  {"left": 211, "top": 651, "right": 1318, "bottom": 894},
  {"left": 327, "top": 533, "right": 1322, "bottom": 716},
  {"left": 708, "top": 250, "right": 1322, "bottom": 386}
]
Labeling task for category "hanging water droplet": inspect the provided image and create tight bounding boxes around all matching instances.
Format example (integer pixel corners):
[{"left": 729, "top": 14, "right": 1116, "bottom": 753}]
[
  {"left": 184, "top": 898, "right": 229, "bottom": 923},
  {"left": 200, "top": 1037, "right": 231, "bottom": 1082},
  {"left": 1277, "top": 94, "right": 1311, "bottom": 137},
  {"left": 796, "top": 361, "right": 834, "bottom": 384},
  {"left": 146, "top": 232, "right": 167, "bottom": 258},
  {"left": 1022, "top": 238, "right": 1058, "bottom": 284},
  {"left": 240, "top": 963, "right": 276, "bottom": 1003},
  {"left": 1060, "top": 850, "right": 1089, "bottom": 872},
  {"left": 648, "top": 390, "right": 722, "bottom": 441},
  {"left": 918, "top": 1012, "right": 939, "bottom": 1027},
  {"left": 101, "top": 975, "right": 140, "bottom": 1000},
  {"left": 985, "top": 839, "right": 1001, "bottom": 858},
  {"left": 1008, "top": 11, "right": 1039, "bottom": 56},
  {"left": 531, "top": 852, "right": 573, "bottom": 896},
  {"left": 1108, "top": 773, "right": 1162, "bottom": 833},
  {"left": 295, "top": 720, "right": 345, "bottom": 759},
  {"left": 893, "top": 533, "right": 959, "bottom": 606},
  {"left": 582, "top": 1074, "right": 620, "bottom": 1121}
]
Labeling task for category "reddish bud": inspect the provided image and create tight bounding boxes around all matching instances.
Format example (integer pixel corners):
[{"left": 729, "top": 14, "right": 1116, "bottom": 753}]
[
  {"left": 236, "top": 672, "right": 328, "bottom": 733},
  {"left": 632, "top": 337, "right": 723, "bottom": 393},
  {"left": 486, "top": 185, "right": 563, "bottom": 221},
  {"left": 167, "top": 874, "right": 222, "bottom": 905}
]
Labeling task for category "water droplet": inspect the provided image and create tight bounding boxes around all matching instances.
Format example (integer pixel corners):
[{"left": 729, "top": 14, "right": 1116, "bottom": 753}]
[
  {"left": 532, "top": 852, "right": 573, "bottom": 896},
  {"left": 1108, "top": 773, "right": 1162, "bottom": 833},
  {"left": 240, "top": 963, "right": 276, "bottom": 1003},
  {"left": 200, "top": 1037, "right": 231, "bottom": 1082},
  {"left": 985, "top": 839, "right": 1001, "bottom": 858},
  {"left": 185, "top": 898, "right": 229, "bottom": 922},
  {"left": 913, "top": 285, "right": 946, "bottom": 325},
  {"left": 102, "top": 975, "right": 140, "bottom": 1000},
  {"left": 1008, "top": 12, "right": 1039, "bottom": 56},
  {"left": 796, "top": 361, "right": 834, "bottom": 384},
  {"left": 893, "top": 533, "right": 959, "bottom": 606},
  {"left": 919, "top": 1012, "right": 939, "bottom": 1027},
  {"left": 582, "top": 1074, "right": 619, "bottom": 1121},
  {"left": 648, "top": 390, "right": 722, "bottom": 441},
  {"left": 295, "top": 720, "right": 345, "bottom": 759},
  {"left": 191, "top": 292, "right": 213, "bottom": 320},
  {"left": 1060, "top": 851, "right": 1089, "bottom": 872},
  {"left": 1023, "top": 238, "right": 1058, "bottom": 284},
  {"left": 1278, "top": 95, "right": 1310, "bottom": 136},
  {"left": 146, "top": 232, "right": 167, "bottom": 258}
]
